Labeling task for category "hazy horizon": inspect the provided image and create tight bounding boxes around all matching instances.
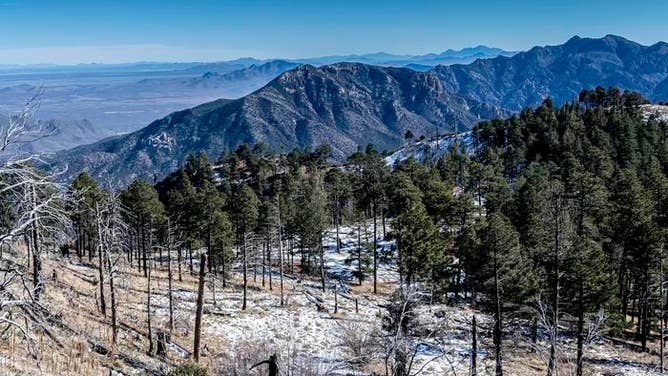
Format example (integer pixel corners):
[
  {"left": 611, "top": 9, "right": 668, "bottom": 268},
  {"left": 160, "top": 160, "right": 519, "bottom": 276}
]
[{"left": 1, "top": 0, "right": 667, "bottom": 65}]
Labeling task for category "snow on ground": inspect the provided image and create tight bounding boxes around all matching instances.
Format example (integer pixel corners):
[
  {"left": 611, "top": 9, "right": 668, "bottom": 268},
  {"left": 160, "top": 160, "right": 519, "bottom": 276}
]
[
  {"left": 640, "top": 104, "right": 668, "bottom": 122},
  {"left": 139, "top": 221, "right": 663, "bottom": 375},
  {"left": 384, "top": 132, "right": 474, "bottom": 167},
  {"left": 322, "top": 222, "right": 397, "bottom": 285}
]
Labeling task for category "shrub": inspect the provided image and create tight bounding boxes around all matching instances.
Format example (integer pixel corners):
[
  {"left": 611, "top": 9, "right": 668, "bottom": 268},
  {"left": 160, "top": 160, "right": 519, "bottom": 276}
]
[{"left": 167, "top": 363, "right": 208, "bottom": 376}]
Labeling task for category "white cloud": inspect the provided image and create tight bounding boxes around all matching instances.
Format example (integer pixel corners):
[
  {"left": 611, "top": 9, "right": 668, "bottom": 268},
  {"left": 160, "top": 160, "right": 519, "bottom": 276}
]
[{"left": 0, "top": 44, "right": 256, "bottom": 64}]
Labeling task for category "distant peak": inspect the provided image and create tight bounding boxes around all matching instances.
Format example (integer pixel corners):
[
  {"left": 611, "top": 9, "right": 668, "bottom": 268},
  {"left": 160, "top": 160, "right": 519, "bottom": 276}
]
[{"left": 603, "top": 34, "right": 625, "bottom": 40}]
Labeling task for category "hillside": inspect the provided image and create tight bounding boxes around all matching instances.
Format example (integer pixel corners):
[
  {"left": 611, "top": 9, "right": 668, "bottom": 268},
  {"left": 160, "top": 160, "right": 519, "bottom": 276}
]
[
  {"left": 434, "top": 34, "right": 668, "bottom": 110},
  {"left": 55, "top": 63, "right": 501, "bottom": 184},
  {"left": 0, "top": 224, "right": 661, "bottom": 376},
  {"left": 55, "top": 35, "right": 668, "bottom": 185}
]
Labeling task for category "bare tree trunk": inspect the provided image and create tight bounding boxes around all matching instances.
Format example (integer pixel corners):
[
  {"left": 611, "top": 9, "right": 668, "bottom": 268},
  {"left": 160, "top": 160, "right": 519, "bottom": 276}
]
[
  {"left": 194, "top": 253, "right": 207, "bottom": 362},
  {"left": 177, "top": 246, "right": 183, "bottom": 282},
  {"left": 242, "top": 233, "right": 248, "bottom": 310},
  {"left": 493, "top": 244, "right": 503, "bottom": 376},
  {"left": 31, "top": 225, "right": 43, "bottom": 300},
  {"left": 661, "top": 246, "right": 665, "bottom": 373},
  {"left": 357, "top": 224, "right": 363, "bottom": 286},
  {"left": 471, "top": 315, "right": 477, "bottom": 376},
  {"left": 96, "top": 209, "right": 107, "bottom": 317},
  {"left": 335, "top": 202, "right": 341, "bottom": 253},
  {"left": 142, "top": 222, "right": 148, "bottom": 277},
  {"left": 211, "top": 272, "right": 217, "bottom": 306},
  {"left": 268, "top": 237, "right": 272, "bottom": 291},
  {"left": 381, "top": 205, "right": 386, "bottom": 239},
  {"left": 373, "top": 204, "right": 378, "bottom": 294},
  {"left": 320, "top": 235, "right": 326, "bottom": 293},
  {"left": 290, "top": 238, "right": 294, "bottom": 274},
  {"left": 576, "top": 285, "right": 584, "bottom": 376},
  {"left": 105, "top": 244, "right": 118, "bottom": 345},
  {"left": 547, "top": 215, "right": 561, "bottom": 376},
  {"left": 207, "top": 225, "right": 213, "bottom": 272},
  {"left": 146, "top": 248, "right": 154, "bottom": 356},
  {"left": 188, "top": 242, "right": 194, "bottom": 273},
  {"left": 277, "top": 195, "right": 284, "bottom": 306},
  {"left": 167, "top": 235, "right": 174, "bottom": 333},
  {"left": 262, "top": 237, "right": 266, "bottom": 288},
  {"left": 136, "top": 227, "right": 142, "bottom": 274},
  {"left": 253, "top": 240, "right": 258, "bottom": 283},
  {"left": 334, "top": 288, "right": 338, "bottom": 314},
  {"left": 29, "top": 184, "right": 44, "bottom": 300},
  {"left": 88, "top": 228, "right": 94, "bottom": 264},
  {"left": 221, "top": 244, "right": 227, "bottom": 288}
]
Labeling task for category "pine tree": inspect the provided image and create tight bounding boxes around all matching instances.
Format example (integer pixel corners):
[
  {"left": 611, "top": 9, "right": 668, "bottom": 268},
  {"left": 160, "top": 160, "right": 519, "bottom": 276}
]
[
  {"left": 233, "top": 184, "right": 259, "bottom": 310},
  {"left": 388, "top": 176, "right": 441, "bottom": 287},
  {"left": 478, "top": 213, "right": 525, "bottom": 376}
]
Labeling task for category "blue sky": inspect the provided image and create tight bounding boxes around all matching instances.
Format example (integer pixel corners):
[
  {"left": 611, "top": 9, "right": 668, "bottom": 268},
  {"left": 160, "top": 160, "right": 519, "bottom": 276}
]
[{"left": 1, "top": 0, "right": 666, "bottom": 64}]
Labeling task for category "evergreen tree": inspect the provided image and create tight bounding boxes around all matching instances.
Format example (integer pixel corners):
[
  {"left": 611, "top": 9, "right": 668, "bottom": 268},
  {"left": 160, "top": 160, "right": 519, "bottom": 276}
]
[
  {"left": 233, "top": 184, "right": 259, "bottom": 310},
  {"left": 388, "top": 174, "right": 442, "bottom": 287}
]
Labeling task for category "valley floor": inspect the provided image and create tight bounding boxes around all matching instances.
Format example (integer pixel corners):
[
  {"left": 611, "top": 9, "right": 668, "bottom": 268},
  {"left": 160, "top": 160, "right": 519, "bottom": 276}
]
[{"left": 0, "top": 224, "right": 664, "bottom": 376}]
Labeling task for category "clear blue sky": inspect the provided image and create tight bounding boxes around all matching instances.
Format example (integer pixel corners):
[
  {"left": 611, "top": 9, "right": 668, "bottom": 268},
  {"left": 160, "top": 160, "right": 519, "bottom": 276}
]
[{"left": 1, "top": 0, "right": 666, "bottom": 64}]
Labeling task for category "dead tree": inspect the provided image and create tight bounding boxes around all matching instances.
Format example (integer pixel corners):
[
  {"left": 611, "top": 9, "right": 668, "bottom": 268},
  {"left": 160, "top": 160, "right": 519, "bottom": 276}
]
[
  {"left": 194, "top": 253, "right": 207, "bottom": 362},
  {"left": 95, "top": 189, "right": 128, "bottom": 346},
  {"left": 147, "top": 231, "right": 154, "bottom": 356},
  {"left": 95, "top": 203, "right": 107, "bottom": 316},
  {"left": 277, "top": 196, "right": 285, "bottom": 306},
  {"left": 250, "top": 354, "right": 278, "bottom": 376},
  {"left": 0, "top": 92, "right": 67, "bottom": 362},
  {"left": 165, "top": 218, "right": 181, "bottom": 333},
  {"left": 156, "top": 330, "right": 168, "bottom": 358},
  {"left": 357, "top": 223, "right": 363, "bottom": 286}
]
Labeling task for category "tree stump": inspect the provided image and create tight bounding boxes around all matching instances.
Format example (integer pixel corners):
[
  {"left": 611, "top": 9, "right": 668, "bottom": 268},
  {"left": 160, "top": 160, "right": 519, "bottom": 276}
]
[{"left": 156, "top": 331, "right": 169, "bottom": 358}]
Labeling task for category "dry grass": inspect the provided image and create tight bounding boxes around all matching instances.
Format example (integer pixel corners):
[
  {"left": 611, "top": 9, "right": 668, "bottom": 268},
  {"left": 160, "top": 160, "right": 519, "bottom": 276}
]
[{"left": 1, "top": 249, "right": 665, "bottom": 376}]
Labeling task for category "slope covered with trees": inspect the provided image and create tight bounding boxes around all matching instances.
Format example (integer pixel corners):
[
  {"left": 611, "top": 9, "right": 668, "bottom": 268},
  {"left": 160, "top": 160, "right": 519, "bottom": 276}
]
[{"left": 1, "top": 87, "right": 667, "bottom": 375}]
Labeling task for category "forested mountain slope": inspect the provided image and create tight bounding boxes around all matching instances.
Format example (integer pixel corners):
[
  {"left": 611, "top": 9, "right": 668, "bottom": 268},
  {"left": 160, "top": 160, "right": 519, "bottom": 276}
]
[
  {"left": 55, "top": 35, "right": 668, "bottom": 185},
  {"left": 56, "top": 63, "right": 502, "bottom": 185}
]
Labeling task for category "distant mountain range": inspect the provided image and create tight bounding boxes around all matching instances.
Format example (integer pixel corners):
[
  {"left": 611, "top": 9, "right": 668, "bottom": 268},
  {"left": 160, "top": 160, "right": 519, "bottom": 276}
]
[
  {"left": 433, "top": 34, "right": 668, "bottom": 110},
  {"left": 0, "top": 46, "right": 512, "bottom": 154},
  {"left": 261, "top": 45, "right": 517, "bottom": 67},
  {"left": 53, "top": 35, "right": 668, "bottom": 184}
]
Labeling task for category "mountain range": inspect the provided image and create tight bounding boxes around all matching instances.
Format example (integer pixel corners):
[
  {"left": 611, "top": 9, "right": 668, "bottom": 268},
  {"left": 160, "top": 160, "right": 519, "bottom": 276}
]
[
  {"left": 0, "top": 46, "right": 512, "bottom": 154},
  {"left": 54, "top": 35, "right": 668, "bottom": 184},
  {"left": 434, "top": 35, "right": 668, "bottom": 110},
  {"left": 259, "top": 45, "right": 517, "bottom": 67}
]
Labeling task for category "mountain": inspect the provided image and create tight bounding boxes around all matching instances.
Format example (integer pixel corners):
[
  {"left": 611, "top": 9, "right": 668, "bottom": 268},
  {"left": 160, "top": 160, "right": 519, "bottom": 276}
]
[
  {"left": 293, "top": 46, "right": 516, "bottom": 67},
  {"left": 56, "top": 35, "right": 668, "bottom": 185},
  {"left": 0, "top": 115, "right": 116, "bottom": 155},
  {"left": 55, "top": 63, "right": 503, "bottom": 184},
  {"left": 188, "top": 60, "right": 300, "bottom": 88},
  {"left": 0, "top": 45, "right": 512, "bottom": 153},
  {"left": 0, "top": 60, "right": 301, "bottom": 153},
  {"left": 433, "top": 34, "right": 668, "bottom": 111},
  {"left": 134, "top": 60, "right": 300, "bottom": 96}
]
